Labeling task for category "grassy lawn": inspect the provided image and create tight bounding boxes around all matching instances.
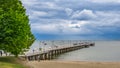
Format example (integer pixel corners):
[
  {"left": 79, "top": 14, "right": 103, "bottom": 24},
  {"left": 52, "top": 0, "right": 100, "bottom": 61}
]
[{"left": 0, "top": 57, "right": 27, "bottom": 68}]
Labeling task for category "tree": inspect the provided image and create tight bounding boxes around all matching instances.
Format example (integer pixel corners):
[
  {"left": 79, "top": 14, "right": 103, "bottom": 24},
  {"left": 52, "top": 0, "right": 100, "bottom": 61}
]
[{"left": 0, "top": 0, "right": 35, "bottom": 57}]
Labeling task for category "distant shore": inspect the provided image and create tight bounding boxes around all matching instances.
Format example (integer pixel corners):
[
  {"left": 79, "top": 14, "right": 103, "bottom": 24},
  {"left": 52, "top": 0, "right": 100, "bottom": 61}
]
[{"left": 25, "top": 61, "right": 120, "bottom": 68}]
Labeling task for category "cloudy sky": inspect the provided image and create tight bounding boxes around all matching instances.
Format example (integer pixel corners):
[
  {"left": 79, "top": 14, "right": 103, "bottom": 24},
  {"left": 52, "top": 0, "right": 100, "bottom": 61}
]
[{"left": 21, "top": 0, "right": 120, "bottom": 40}]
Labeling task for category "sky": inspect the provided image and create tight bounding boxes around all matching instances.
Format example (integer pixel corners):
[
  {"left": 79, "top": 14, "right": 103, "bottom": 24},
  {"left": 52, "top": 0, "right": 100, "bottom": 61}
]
[{"left": 21, "top": 0, "right": 120, "bottom": 40}]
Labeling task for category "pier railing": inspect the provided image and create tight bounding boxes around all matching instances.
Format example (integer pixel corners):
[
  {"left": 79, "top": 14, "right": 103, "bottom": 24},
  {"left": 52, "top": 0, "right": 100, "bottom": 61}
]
[{"left": 24, "top": 42, "right": 95, "bottom": 61}]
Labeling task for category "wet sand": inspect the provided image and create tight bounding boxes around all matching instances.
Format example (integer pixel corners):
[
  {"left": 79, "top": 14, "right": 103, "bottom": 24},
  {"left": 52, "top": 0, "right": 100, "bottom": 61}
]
[{"left": 25, "top": 61, "right": 120, "bottom": 68}]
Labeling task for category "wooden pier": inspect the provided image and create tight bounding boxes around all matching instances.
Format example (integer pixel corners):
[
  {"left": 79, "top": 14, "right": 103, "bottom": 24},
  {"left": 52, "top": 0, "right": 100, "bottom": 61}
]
[{"left": 25, "top": 42, "right": 95, "bottom": 61}]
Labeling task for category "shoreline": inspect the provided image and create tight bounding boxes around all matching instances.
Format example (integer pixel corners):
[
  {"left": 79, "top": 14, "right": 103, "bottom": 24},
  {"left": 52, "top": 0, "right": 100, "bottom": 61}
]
[{"left": 25, "top": 60, "right": 120, "bottom": 68}]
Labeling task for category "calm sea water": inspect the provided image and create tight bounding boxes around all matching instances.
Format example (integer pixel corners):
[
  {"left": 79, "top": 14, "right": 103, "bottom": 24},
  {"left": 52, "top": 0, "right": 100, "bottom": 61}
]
[{"left": 29, "top": 40, "right": 120, "bottom": 62}]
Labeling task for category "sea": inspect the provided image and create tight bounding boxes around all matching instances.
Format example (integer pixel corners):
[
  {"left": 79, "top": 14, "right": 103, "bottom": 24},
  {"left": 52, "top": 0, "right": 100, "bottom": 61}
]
[{"left": 28, "top": 40, "right": 120, "bottom": 62}]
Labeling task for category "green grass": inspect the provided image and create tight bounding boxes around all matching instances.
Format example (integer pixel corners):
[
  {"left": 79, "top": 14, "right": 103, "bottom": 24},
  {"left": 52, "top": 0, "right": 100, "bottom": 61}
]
[{"left": 0, "top": 57, "right": 27, "bottom": 68}]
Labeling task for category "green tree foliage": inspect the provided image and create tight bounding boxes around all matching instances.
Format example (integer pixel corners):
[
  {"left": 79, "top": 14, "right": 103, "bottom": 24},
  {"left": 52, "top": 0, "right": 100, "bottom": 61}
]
[{"left": 0, "top": 0, "right": 35, "bottom": 57}]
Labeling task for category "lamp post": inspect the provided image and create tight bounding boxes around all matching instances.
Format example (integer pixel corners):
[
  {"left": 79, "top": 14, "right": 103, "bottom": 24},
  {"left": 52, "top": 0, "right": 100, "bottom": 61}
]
[{"left": 39, "top": 41, "right": 42, "bottom": 53}]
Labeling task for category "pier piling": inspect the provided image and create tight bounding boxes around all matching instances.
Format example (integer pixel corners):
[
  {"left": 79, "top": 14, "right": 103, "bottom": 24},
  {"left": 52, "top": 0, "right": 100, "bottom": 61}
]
[{"left": 26, "top": 42, "right": 95, "bottom": 61}]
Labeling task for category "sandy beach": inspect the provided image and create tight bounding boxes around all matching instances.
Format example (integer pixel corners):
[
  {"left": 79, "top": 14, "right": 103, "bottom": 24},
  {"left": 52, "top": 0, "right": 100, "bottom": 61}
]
[{"left": 25, "top": 61, "right": 120, "bottom": 68}]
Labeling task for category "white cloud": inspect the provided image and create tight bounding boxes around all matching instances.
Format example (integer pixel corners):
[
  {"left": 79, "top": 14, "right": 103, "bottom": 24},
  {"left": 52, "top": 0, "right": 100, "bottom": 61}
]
[
  {"left": 30, "top": 9, "right": 120, "bottom": 36},
  {"left": 30, "top": 10, "right": 120, "bottom": 35},
  {"left": 33, "top": 2, "right": 63, "bottom": 10},
  {"left": 21, "top": 0, "right": 63, "bottom": 11},
  {"left": 31, "top": 19, "right": 70, "bottom": 34},
  {"left": 71, "top": 9, "right": 97, "bottom": 20},
  {"left": 39, "top": 2, "right": 58, "bottom": 9},
  {"left": 31, "top": 19, "right": 96, "bottom": 35},
  {"left": 69, "top": 21, "right": 88, "bottom": 28},
  {"left": 21, "top": 0, "right": 38, "bottom": 7},
  {"left": 21, "top": 0, "right": 120, "bottom": 39},
  {"left": 65, "top": 8, "right": 73, "bottom": 16},
  {"left": 33, "top": 11, "right": 48, "bottom": 17},
  {"left": 45, "top": 2, "right": 55, "bottom": 7},
  {"left": 31, "top": 24, "right": 59, "bottom": 34},
  {"left": 95, "top": 11, "right": 120, "bottom": 27}
]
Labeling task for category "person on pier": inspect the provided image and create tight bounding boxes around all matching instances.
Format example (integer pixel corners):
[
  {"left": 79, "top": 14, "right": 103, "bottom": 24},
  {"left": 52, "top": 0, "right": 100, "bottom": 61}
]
[{"left": 0, "top": 51, "right": 2, "bottom": 56}]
